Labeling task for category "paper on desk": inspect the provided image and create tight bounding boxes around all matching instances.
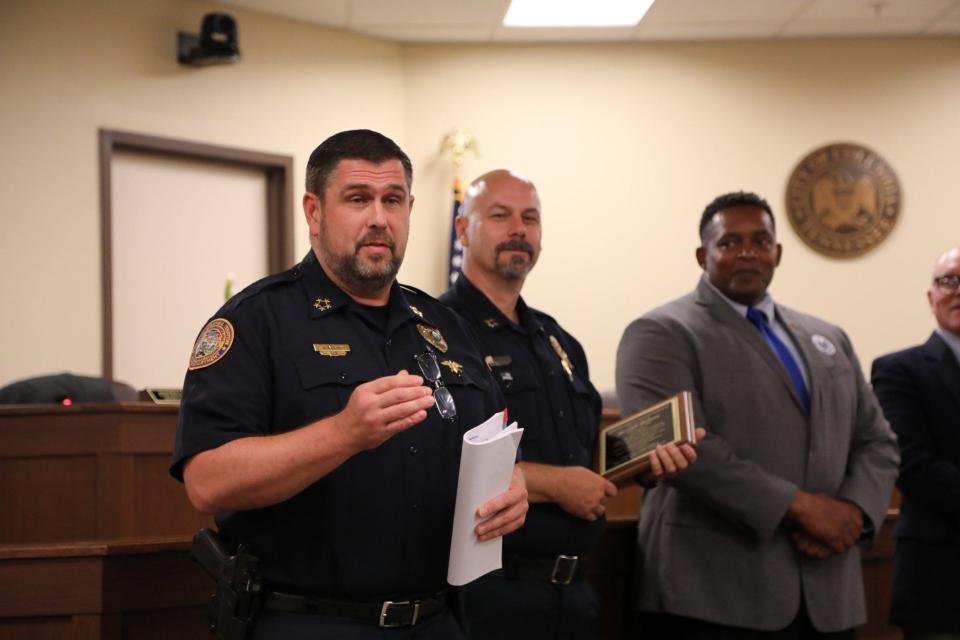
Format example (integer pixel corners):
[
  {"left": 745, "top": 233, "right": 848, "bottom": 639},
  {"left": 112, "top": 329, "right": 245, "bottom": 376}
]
[{"left": 447, "top": 411, "right": 523, "bottom": 586}]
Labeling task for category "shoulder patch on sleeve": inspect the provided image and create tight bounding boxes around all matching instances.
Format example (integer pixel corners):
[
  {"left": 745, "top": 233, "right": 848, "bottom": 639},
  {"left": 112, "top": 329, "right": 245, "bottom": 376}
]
[{"left": 188, "top": 318, "right": 235, "bottom": 370}]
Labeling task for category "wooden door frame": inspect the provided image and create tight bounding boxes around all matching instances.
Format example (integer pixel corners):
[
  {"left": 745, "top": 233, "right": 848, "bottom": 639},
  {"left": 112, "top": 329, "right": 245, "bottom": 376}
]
[{"left": 98, "top": 129, "right": 294, "bottom": 380}]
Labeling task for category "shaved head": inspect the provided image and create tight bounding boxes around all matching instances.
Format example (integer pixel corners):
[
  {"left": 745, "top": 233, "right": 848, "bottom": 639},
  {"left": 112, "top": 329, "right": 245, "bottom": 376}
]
[
  {"left": 932, "top": 246, "right": 960, "bottom": 278},
  {"left": 461, "top": 170, "right": 537, "bottom": 219}
]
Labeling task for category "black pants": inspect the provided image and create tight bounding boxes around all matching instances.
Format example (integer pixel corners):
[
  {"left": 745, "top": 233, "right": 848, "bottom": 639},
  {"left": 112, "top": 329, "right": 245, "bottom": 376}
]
[
  {"left": 461, "top": 572, "right": 599, "bottom": 640},
  {"left": 252, "top": 607, "right": 465, "bottom": 639},
  {"left": 634, "top": 610, "right": 856, "bottom": 640}
]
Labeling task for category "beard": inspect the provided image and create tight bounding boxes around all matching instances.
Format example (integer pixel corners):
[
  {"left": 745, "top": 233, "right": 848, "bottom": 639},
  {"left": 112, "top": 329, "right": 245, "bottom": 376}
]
[
  {"left": 320, "top": 220, "right": 403, "bottom": 295},
  {"left": 494, "top": 238, "right": 536, "bottom": 280}
]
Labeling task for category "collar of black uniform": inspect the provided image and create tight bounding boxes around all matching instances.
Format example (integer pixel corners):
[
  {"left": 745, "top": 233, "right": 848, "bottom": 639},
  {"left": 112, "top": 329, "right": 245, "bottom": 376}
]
[
  {"left": 300, "top": 251, "right": 426, "bottom": 331},
  {"left": 299, "top": 251, "right": 352, "bottom": 318},
  {"left": 452, "top": 274, "right": 536, "bottom": 335}
]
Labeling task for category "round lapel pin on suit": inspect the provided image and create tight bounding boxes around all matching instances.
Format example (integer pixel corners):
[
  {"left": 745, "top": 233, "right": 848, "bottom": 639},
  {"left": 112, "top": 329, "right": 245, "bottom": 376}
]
[{"left": 811, "top": 334, "right": 837, "bottom": 356}]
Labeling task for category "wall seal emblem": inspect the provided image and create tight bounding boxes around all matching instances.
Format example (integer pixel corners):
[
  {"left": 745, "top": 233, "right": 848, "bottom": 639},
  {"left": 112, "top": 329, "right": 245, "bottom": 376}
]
[{"left": 785, "top": 142, "right": 901, "bottom": 258}]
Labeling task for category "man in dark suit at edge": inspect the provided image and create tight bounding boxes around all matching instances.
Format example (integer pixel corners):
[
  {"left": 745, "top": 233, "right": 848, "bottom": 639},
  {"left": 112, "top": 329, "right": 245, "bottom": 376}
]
[{"left": 872, "top": 245, "right": 960, "bottom": 640}]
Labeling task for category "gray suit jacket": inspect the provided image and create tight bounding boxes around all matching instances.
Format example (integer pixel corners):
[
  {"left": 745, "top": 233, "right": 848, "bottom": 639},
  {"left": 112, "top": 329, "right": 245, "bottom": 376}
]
[{"left": 615, "top": 278, "right": 899, "bottom": 632}]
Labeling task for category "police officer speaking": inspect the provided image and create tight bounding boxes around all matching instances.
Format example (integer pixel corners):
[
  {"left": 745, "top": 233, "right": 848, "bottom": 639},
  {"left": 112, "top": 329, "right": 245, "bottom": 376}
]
[{"left": 171, "top": 130, "right": 528, "bottom": 639}]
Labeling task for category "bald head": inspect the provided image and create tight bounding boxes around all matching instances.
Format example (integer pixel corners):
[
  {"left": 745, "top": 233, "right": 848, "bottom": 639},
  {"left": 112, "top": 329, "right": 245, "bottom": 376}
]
[
  {"left": 932, "top": 247, "right": 960, "bottom": 278},
  {"left": 461, "top": 170, "right": 537, "bottom": 218},
  {"left": 456, "top": 169, "right": 542, "bottom": 284},
  {"left": 929, "top": 245, "right": 960, "bottom": 336}
]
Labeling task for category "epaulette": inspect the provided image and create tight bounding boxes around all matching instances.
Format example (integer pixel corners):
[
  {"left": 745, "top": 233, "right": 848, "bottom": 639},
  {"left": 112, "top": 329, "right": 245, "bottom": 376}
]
[
  {"left": 221, "top": 265, "right": 302, "bottom": 313},
  {"left": 399, "top": 283, "right": 437, "bottom": 301},
  {"left": 529, "top": 306, "right": 559, "bottom": 327}
]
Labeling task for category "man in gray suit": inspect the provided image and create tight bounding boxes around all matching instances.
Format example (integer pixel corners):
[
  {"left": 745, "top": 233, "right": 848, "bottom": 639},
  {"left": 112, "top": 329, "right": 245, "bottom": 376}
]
[{"left": 615, "top": 191, "right": 899, "bottom": 638}]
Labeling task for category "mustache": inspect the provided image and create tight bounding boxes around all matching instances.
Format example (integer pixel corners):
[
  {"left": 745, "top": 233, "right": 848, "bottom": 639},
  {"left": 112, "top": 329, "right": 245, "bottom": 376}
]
[
  {"left": 356, "top": 231, "right": 396, "bottom": 252},
  {"left": 495, "top": 238, "right": 535, "bottom": 255}
]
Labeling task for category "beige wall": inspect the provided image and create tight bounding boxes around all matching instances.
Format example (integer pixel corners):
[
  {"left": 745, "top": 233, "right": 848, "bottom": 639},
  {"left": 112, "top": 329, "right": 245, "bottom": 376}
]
[
  {"left": 0, "top": 0, "right": 405, "bottom": 386},
  {"left": 404, "top": 39, "right": 960, "bottom": 390},
  {"left": 2, "top": 0, "right": 958, "bottom": 392}
]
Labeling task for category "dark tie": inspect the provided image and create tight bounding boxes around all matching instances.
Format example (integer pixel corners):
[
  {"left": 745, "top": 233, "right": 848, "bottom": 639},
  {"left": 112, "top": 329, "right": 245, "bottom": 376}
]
[{"left": 746, "top": 307, "right": 811, "bottom": 414}]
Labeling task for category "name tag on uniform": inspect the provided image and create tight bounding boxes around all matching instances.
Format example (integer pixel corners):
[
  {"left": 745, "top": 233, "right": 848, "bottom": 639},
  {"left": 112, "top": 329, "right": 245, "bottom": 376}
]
[
  {"left": 313, "top": 343, "right": 351, "bottom": 357},
  {"left": 484, "top": 355, "right": 512, "bottom": 368}
]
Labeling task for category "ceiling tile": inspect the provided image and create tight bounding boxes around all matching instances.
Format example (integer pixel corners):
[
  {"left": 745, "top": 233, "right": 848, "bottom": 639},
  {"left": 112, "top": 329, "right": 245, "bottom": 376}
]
[
  {"left": 923, "top": 17, "right": 960, "bottom": 32},
  {"left": 636, "top": 21, "right": 782, "bottom": 40},
  {"left": 491, "top": 26, "right": 637, "bottom": 42},
  {"left": 781, "top": 18, "right": 928, "bottom": 36},
  {"left": 204, "top": 0, "right": 960, "bottom": 43},
  {"left": 798, "top": 0, "right": 956, "bottom": 21},
  {"left": 348, "top": 0, "right": 509, "bottom": 26},
  {"left": 218, "top": 0, "right": 350, "bottom": 27},
  {"left": 642, "top": 0, "right": 807, "bottom": 23}
]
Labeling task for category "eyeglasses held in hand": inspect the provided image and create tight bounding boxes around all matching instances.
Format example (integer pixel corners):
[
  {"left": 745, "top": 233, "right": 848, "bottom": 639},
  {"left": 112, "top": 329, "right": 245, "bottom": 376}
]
[
  {"left": 933, "top": 274, "right": 960, "bottom": 293},
  {"left": 414, "top": 351, "right": 457, "bottom": 420}
]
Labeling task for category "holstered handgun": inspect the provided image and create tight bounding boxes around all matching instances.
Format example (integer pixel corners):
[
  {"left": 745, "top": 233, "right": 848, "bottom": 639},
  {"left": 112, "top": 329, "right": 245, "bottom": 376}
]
[{"left": 191, "top": 528, "right": 263, "bottom": 640}]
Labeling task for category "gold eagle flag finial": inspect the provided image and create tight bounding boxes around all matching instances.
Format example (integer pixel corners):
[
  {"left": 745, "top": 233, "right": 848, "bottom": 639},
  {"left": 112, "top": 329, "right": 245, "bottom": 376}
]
[{"left": 439, "top": 128, "right": 479, "bottom": 176}]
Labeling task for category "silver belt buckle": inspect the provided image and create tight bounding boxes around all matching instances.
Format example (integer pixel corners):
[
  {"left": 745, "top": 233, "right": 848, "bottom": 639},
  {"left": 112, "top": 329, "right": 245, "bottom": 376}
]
[
  {"left": 550, "top": 554, "right": 579, "bottom": 585},
  {"left": 379, "top": 600, "right": 420, "bottom": 627}
]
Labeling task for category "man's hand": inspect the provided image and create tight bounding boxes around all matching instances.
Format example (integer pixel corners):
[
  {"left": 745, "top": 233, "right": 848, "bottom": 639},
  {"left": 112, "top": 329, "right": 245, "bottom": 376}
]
[
  {"left": 334, "top": 371, "right": 436, "bottom": 453},
  {"left": 475, "top": 466, "right": 529, "bottom": 542},
  {"left": 518, "top": 461, "right": 616, "bottom": 521},
  {"left": 786, "top": 491, "right": 864, "bottom": 554},
  {"left": 643, "top": 427, "right": 706, "bottom": 481},
  {"left": 554, "top": 467, "right": 617, "bottom": 522},
  {"left": 791, "top": 531, "right": 835, "bottom": 559},
  {"left": 553, "top": 466, "right": 618, "bottom": 521}
]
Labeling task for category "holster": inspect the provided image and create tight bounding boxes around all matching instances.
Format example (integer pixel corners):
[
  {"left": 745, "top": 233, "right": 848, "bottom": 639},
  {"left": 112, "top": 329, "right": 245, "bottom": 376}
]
[{"left": 191, "top": 528, "right": 263, "bottom": 640}]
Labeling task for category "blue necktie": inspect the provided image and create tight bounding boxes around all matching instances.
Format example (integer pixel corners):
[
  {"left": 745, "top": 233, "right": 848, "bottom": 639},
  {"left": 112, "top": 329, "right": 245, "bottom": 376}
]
[{"left": 746, "top": 307, "right": 811, "bottom": 414}]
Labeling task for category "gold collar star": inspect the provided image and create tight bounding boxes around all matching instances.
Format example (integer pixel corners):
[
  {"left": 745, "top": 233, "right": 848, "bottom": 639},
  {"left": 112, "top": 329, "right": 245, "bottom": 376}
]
[
  {"left": 483, "top": 318, "right": 500, "bottom": 329},
  {"left": 314, "top": 298, "right": 332, "bottom": 312},
  {"left": 409, "top": 305, "right": 424, "bottom": 319},
  {"left": 440, "top": 360, "right": 463, "bottom": 375}
]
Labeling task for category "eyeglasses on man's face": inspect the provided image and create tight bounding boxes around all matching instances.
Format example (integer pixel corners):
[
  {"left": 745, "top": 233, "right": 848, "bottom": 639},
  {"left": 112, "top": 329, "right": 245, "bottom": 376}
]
[
  {"left": 414, "top": 351, "right": 457, "bottom": 420},
  {"left": 933, "top": 274, "right": 960, "bottom": 293}
]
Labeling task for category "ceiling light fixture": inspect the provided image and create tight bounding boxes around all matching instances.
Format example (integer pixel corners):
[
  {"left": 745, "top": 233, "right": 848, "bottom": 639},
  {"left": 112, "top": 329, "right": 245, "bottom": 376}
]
[{"left": 503, "top": 0, "right": 655, "bottom": 28}]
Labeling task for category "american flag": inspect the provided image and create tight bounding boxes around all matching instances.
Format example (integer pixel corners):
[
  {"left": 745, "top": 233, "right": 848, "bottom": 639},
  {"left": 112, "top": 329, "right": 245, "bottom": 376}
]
[{"left": 448, "top": 178, "right": 465, "bottom": 286}]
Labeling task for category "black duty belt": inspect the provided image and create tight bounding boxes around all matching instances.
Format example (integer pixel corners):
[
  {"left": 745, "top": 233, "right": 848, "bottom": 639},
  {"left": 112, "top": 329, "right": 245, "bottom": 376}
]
[
  {"left": 264, "top": 590, "right": 446, "bottom": 628},
  {"left": 500, "top": 554, "right": 586, "bottom": 585}
]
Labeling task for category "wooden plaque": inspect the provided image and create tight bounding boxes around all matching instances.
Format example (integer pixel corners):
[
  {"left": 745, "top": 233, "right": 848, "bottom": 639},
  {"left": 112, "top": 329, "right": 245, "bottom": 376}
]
[{"left": 598, "top": 391, "right": 697, "bottom": 484}]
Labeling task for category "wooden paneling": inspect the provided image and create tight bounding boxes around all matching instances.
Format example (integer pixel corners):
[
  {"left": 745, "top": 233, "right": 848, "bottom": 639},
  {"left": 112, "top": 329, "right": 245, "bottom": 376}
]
[
  {"left": 132, "top": 454, "right": 202, "bottom": 537},
  {"left": 0, "top": 539, "right": 210, "bottom": 640},
  {"left": 0, "top": 618, "right": 73, "bottom": 639},
  {"left": 0, "top": 403, "right": 212, "bottom": 544},
  {"left": 0, "top": 404, "right": 216, "bottom": 639},
  {"left": 0, "top": 403, "right": 900, "bottom": 638},
  {"left": 857, "top": 517, "right": 900, "bottom": 640},
  {"left": 0, "top": 457, "right": 98, "bottom": 542}
]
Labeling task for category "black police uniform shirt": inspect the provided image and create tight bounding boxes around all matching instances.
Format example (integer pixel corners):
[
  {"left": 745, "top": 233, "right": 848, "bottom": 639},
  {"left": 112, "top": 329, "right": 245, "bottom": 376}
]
[
  {"left": 170, "top": 251, "right": 504, "bottom": 599},
  {"left": 439, "top": 275, "right": 604, "bottom": 557}
]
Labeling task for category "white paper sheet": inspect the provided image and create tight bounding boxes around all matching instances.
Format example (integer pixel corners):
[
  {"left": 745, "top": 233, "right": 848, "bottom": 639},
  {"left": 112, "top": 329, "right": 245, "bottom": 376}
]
[{"left": 447, "top": 411, "right": 523, "bottom": 586}]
